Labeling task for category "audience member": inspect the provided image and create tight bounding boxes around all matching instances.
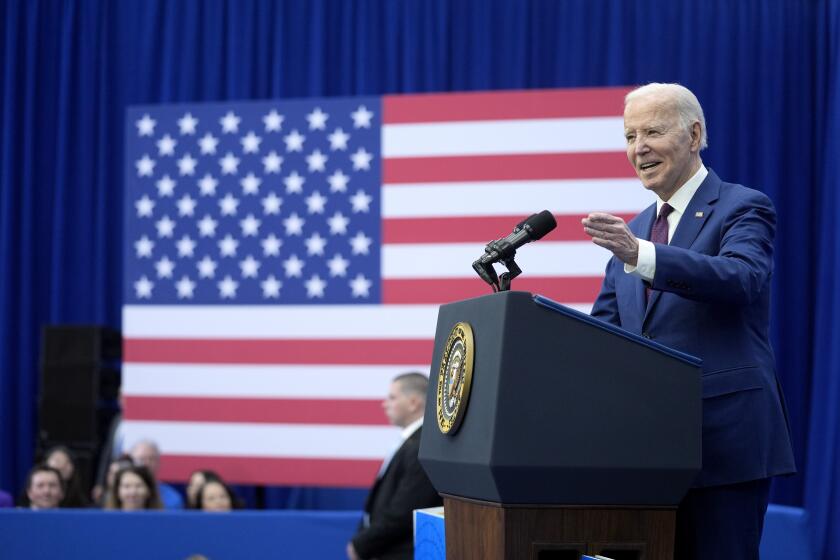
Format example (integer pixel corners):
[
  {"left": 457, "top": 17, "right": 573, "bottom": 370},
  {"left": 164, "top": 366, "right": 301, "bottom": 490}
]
[
  {"left": 23, "top": 465, "right": 65, "bottom": 510},
  {"left": 347, "top": 372, "right": 442, "bottom": 560},
  {"left": 129, "top": 439, "right": 184, "bottom": 508},
  {"left": 196, "top": 479, "right": 242, "bottom": 512},
  {"left": 44, "top": 445, "right": 90, "bottom": 507},
  {"left": 186, "top": 469, "right": 222, "bottom": 509},
  {"left": 104, "top": 465, "right": 162, "bottom": 511},
  {"left": 95, "top": 454, "right": 135, "bottom": 507}
]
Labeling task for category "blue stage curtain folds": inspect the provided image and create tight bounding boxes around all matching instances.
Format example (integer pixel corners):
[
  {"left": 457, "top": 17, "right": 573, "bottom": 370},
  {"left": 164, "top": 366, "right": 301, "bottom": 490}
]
[{"left": 1, "top": 1, "right": 838, "bottom": 557}]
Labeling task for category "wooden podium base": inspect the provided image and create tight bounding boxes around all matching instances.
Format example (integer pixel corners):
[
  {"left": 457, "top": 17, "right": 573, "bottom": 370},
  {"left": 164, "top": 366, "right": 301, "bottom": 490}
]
[{"left": 443, "top": 496, "right": 676, "bottom": 560}]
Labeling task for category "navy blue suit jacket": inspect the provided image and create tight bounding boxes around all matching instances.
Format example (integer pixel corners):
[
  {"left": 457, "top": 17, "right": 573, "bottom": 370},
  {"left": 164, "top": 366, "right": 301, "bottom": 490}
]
[{"left": 591, "top": 169, "right": 795, "bottom": 487}]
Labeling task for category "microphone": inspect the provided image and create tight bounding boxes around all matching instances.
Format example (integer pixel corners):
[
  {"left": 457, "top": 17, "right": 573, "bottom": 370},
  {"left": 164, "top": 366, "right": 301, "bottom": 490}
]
[{"left": 476, "top": 210, "right": 557, "bottom": 265}]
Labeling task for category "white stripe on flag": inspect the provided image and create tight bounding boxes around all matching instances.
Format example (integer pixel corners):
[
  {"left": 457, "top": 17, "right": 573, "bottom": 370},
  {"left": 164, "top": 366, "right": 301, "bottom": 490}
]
[
  {"left": 121, "top": 421, "right": 400, "bottom": 459},
  {"left": 382, "top": 178, "right": 653, "bottom": 218},
  {"left": 382, "top": 117, "right": 626, "bottom": 157},
  {"left": 122, "top": 364, "right": 429, "bottom": 398}
]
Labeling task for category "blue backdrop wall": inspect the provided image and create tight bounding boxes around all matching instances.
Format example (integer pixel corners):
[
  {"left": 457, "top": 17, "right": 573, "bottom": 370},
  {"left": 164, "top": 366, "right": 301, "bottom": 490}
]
[{"left": 1, "top": 0, "right": 838, "bottom": 558}]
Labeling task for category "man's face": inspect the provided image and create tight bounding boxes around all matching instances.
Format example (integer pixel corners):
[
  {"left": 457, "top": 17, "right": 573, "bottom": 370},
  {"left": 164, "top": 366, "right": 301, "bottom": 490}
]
[
  {"left": 624, "top": 94, "right": 700, "bottom": 200},
  {"left": 27, "top": 471, "right": 64, "bottom": 510},
  {"left": 382, "top": 381, "right": 417, "bottom": 428},
  {"left": 130, "top": 443, "right": 160, "bottom": 475}
]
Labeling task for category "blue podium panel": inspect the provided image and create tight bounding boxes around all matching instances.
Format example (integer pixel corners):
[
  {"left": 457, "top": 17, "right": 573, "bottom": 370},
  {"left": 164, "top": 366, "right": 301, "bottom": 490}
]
[
  {"left": 414, "top": 507, "right": 445, "bottom": 560},
  {"left": 0, "top": 510, "right": 359, "bottom": 560},
  {"left": 758, "top": 504, "right": 816, "bottom": 560}
]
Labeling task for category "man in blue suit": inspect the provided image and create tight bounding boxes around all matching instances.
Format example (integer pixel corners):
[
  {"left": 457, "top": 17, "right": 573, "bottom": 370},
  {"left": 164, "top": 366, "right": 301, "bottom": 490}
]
[{"left": 582, "top": 83, "right": 795, "bottom": 559}]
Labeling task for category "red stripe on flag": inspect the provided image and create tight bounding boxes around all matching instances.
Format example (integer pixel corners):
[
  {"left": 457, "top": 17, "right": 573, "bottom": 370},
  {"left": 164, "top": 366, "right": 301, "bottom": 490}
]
[
  {"left": 124, "top": 396, "right": 389, "bottom": 425},
  {"left": 382, "top": 276, "right": 604, "bottom": 305},
  {"left": 159, "top": 455, "right": 379, "bottom": 487},
  {"left": 383, "top": 88, "right": 631, "bottom": 123},
  {"left": 124, "top": 339, "right": 434, "bottom": 365},
  {"left": 382, "top": 214, "right": 638, "bottom": 244},
  {"left": 382, "top": 152, "right": 634, "bottom": 184}
]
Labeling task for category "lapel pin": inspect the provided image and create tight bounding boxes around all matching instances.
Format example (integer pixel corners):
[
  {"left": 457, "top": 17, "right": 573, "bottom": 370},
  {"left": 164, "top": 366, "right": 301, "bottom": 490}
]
[{"left": 695, "top": 211, "right": 704, "bottom": 218}]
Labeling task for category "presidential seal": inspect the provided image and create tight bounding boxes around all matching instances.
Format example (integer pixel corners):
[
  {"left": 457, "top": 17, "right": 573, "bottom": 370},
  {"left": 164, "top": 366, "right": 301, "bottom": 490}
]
[{"left": 436, "top": 322, "right": 475, "bottom": 435}]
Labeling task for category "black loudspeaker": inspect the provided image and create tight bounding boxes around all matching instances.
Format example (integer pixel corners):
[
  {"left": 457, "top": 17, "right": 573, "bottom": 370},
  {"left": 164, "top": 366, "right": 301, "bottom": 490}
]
[{"left": 38, "top": 326, "right": 121, "bottom": 448}]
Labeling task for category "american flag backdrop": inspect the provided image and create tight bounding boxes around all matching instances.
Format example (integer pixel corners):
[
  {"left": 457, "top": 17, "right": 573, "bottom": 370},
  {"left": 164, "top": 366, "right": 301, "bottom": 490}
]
[{"left": 122, "top": 88, "right": 652, "bottom": 486}]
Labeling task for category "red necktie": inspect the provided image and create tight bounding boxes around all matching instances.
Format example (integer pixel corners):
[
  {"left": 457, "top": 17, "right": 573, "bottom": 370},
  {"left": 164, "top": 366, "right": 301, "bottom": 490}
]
[{"left": 646, "top": 203, "right": 673, "bottom": 302}]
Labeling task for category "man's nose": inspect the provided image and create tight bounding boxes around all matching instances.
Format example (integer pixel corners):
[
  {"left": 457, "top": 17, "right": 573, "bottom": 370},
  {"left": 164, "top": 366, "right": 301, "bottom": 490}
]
[{"left": 634, "top": 137, "right": 650, "bottom": 154}]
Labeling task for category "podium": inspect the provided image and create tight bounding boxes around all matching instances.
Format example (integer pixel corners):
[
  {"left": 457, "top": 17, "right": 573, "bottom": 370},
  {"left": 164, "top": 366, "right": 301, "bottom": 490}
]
[{"left": 418, "top": 291, "right": 701, "bottom": 560}]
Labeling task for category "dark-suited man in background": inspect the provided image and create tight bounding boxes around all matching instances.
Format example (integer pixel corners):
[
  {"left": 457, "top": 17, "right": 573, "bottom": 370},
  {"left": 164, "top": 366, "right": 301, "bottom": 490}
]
[
  {"left": 347, "top": 372, "right": 442, "bottom": 560},
  {"left": 582, "top": 83, "right": 795, "bottom": 560}
]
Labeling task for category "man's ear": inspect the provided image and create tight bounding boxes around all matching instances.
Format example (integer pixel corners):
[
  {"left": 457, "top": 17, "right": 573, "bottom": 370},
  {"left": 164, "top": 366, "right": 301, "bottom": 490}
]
[{"left": 690, "top": 121, "right": 702, "bottom": 151}]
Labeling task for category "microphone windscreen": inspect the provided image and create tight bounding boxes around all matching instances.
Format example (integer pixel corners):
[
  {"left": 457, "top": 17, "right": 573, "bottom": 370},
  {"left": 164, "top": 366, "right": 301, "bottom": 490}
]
[{"left": 526, "top": 210, "right": 557, "bottom": 240}]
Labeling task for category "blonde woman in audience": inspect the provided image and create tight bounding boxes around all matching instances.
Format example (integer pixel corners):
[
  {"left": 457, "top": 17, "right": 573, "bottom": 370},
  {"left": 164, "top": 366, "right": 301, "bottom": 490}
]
[{"left": 104, "top": 465, "right": 162, "bottom": 511}]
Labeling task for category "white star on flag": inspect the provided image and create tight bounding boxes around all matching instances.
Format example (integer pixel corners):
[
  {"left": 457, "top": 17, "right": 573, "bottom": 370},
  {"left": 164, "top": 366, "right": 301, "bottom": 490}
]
[
  {"left": 261, "top": 193, "right": 282, "bottom": 215},
  {"left": 283, "top": 213, "right": 305, "bottom": 236},
  {"left": 328, "top": 170, "right": 349, "bottom": 192},
  {"left": 350, "top": 190, "right": 373, "bottom": 213},
  {"left": 218, "top": 275, "right": 238, "bottom": 298},
  {"left": 261, "top": 234, "right": 282, "bottom": 256},
  {"left": 305, "top": 233, "right": 327, "bottom": 256},
  {"left": 284, "top": 130, "right": 305, "bottom": 152},
  {"left": 155, "top": 256, "right": 175, "bottom": 278},
  {"left": 157, "top": 134, "right": 177, "bottom": 156},
  {"left": 240, "top": 173, "right": 261, "bottom": 195},
  {"left": 177, "top": 195, "right": 197, "bottom": 217},
  {"left": 263, "top": 110, "right": 284, "bottom": 132},
  {"left": 260, "top": 275, "right": 282, "bottom": 298},
  {"left": 196, "top": 256, "right": 217, "bottom": 278},
  {"left": 305, "top": 274, "right": 327, "bottom": 298},
  {"left": 240, "top": 214, "right": 261, "bottom": 237},
  {"left": 283, "top": 254, "right": 305, "bottom": 277},
  {"left": 305, "top": 191, "right": 327, "bottom": 214},
  {"left": 219, "top": 194, "right": 239, "bottom": 215},
  {"left": 135, "top": 236, "right": 154, "bottom": 257},
  {"left": 284, "top": 172, "right": 305, "bottom": 194},
  {"left": 176, "top": 276, "right": 196, "bottom": 299},
  {"left": 136, "top": 114, "right": 156, "bottom": 136},
  {"left": 220, "top": 111, "right": 241, "bottom": 134},
  {"left": 198, "top": 174, "right": 218, "bottom": 196},
  {"left": 155, "top": 216, "right": 176, "bottom": 238},
  {"left": 176, "top": 235, "right": 197, "bottom": 257},
  {"left": 136, "top": 155, "right": 155, "bottom": 177},
  {"left": 197, "top": 215, "right": 218, "bottom": 237},
  {"left": 241, "top": 131, "right": 262, "bottom": 153},
  {"left": 351, "top": 105, "right": 373, "bottom": 128},
  {"left": 220, "top": 152, "right": 240, "bottom": 175},
  {"left": 239, "top": 255, "right": 261, "bottom": 278},
  {"left": 327, "top": 212, "right": 350, "bottom": 235},
  {"left": 306, "top": 150, "right": 328, "bottom": 172},
  {"left": 156, "top": 175, "right": 176, "bottom": 197},
  {"left": 218, "top": 235, "right": 239, "bottom": 257},
  {"left": 135, "top": 195, "right": 155, "bottom": 217},
  {"left": 349, "top": 273, "right": 372, "bottom": 298},
  {"left": 199, "top": 133, "right": 219, "bottom": 155},
  {"left": 327, "top": 254, "right": 350, "bottom": 277},
  {"left": 134, "top": 276, "right": 154, "bottom": 297},
  {"left": 306, "top": 107, "right": 328, "bottom": 130},
  {"left": 349, "top": 232, "right": 372, "bottom": 255},
  {"left": 328, "top": 128, "right": 350, "bottom": 150},
  {"left": 350, "top": 148, "right": 373, "bottom": 171},
  {"left": 177, "top": 154, "right": 198, "bottom": 176},
  {"left": 178, "top": 113, "right": 199, "bottom": 135},
  {"left": 262, "top": 151, "right": 283, "bottom": 173}
]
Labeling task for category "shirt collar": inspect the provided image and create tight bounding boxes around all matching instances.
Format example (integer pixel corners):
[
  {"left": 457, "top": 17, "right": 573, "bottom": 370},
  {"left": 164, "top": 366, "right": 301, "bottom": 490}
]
[
  {"left": 401, "top": 417, "right": 423, "bottom": 440},
  {"left": 657, "top": 164, "right": 708, "bottom": 215}
]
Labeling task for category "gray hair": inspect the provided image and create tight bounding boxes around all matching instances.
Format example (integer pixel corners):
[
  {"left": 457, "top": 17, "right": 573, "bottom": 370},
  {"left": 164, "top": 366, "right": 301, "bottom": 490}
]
[
  {"left": 393, "top": 372, "right": 429, "bottom": 400},
  {"left": 625, "top": 83, "right": 708, "bottom": 150}
]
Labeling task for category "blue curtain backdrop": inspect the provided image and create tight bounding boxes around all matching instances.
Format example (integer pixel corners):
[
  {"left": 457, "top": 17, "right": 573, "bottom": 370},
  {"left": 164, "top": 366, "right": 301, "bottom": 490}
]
[{"left": 1, "top": 0, "right": 838, "bottom": 556}]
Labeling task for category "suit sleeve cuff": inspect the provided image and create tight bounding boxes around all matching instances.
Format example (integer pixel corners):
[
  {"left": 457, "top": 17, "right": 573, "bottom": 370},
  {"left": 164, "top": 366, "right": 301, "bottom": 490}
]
[{"left": 623, "top": 239, "right": 656, "bottom": 282}]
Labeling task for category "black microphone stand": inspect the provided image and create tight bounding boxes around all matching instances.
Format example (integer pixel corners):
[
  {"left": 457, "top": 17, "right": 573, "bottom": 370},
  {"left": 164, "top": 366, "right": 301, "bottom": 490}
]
[{"left": 472, "top": 239, "right": 523, "bottom": 292}]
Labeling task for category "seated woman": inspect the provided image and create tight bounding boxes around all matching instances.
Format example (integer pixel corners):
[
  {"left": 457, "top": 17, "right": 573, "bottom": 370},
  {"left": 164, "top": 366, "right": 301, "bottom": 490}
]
[
  {"left": 95, "top": 454, "right": 134, "bottom": 507},
  {"left": 104, "top": 465, "right": 162, "bottom": 511},
  {"left": 44, "top": 445, "right": 90, "bottom": 508},
  {"left": 196, "top": 479, "right": 242, "bottom": 512},
  {"left": 185, "top": 469, "right": 222, "bottom": 509}
]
